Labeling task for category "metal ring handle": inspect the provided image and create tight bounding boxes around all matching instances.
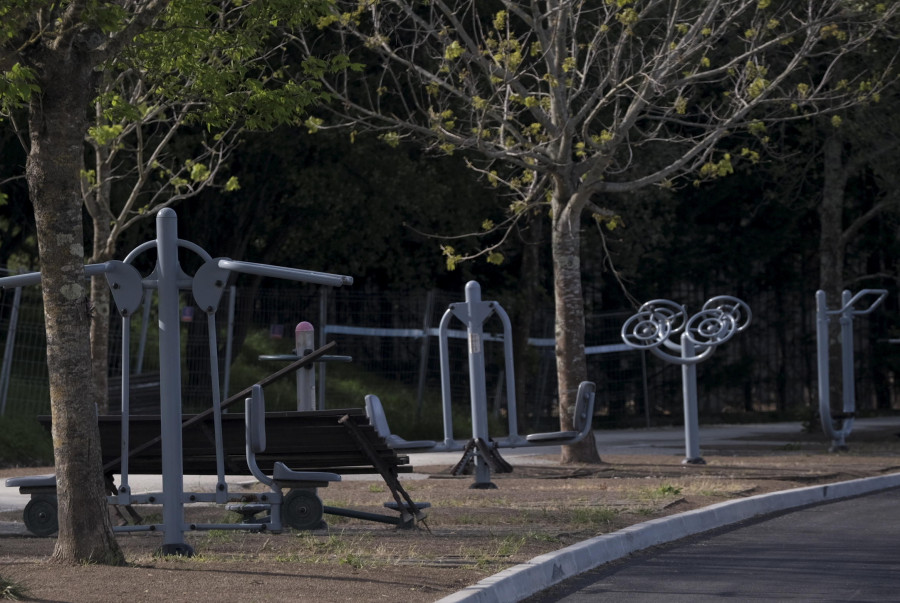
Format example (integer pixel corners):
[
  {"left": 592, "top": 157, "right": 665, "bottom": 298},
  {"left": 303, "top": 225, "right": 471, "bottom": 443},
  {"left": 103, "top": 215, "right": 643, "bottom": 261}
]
[
  {"left": 685, "top": 309, "right": 737, "bottom": 346},
  {"left": 702, "top": 296, "right": 752, "bottom": 332},
  {"left": 621, "top": 311, "right": 671, "bottom": 349},
  {"left": 637, "top": 299, "right": 688, "bottom": 334}
]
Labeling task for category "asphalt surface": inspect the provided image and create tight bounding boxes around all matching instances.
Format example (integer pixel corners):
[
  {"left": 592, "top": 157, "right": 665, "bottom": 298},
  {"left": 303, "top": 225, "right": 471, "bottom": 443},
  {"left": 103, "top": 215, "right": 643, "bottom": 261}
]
[{"left": 527, "top": 487, "right": 900, "bottom": 602}]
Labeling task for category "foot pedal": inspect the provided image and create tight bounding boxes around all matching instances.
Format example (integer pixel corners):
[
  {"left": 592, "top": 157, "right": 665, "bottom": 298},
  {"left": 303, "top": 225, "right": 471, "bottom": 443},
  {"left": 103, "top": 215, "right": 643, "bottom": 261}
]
[{"left": 226, "top": 503, "right": 270, "bottom": 524}]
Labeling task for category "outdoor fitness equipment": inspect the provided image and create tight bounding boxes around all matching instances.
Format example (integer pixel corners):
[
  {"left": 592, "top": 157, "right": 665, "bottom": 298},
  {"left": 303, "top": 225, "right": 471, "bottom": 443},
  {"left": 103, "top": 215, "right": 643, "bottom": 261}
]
[
  {"left": 815, "top": 289, "right": 887, "bottom": 452},
  {"left": 620, "top": 296, "right": 752, "bottom": 464},
  {"left": 258, "top": 321, "right": 353, "bottom": 411},
  {"left": 365, "top": 280, "right": 597, "bottom": 489},
  {"left": 1, "top": 208, "right": 352, "bottom": 554}
]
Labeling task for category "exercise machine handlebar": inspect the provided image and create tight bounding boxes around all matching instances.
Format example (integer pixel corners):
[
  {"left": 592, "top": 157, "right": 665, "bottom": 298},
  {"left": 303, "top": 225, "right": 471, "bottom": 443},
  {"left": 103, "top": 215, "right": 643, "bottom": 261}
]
[{"left": 217, "top": 259, "right": 353, "bottom": 288}]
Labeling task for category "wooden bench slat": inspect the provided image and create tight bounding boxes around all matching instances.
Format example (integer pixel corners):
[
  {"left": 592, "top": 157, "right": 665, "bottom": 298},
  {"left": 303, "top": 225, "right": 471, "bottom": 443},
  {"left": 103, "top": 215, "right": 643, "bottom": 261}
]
[{"left": 40, "top": 408, "right": 412, "bottom": 477}]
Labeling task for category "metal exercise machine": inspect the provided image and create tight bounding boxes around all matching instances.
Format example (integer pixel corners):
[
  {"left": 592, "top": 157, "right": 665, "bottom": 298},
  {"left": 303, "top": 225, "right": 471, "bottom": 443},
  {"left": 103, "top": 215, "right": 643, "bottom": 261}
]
[
  {"left": 2, "top": 208, "right": 352, "bottom": 554},
  {"left": 815, "top": 289, "right": 887, "bottom": 451},
  {"left": 621, "top": 296, "right": 752, "bottom": 464},
  {"left": 365, "top": 280, "right": 597, "bottom": 489},
  {"left": 258, "top": 321, "right": 353, "bottom": 411}
]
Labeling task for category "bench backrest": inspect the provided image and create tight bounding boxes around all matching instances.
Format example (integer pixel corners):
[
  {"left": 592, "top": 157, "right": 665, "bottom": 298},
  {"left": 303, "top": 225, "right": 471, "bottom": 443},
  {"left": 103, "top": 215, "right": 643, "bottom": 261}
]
[
  {"left": 42, "top": 407, "right": 410, "bottom": 476},
  {"left": 572, "top": 381, "right": 596, "bottom": 432},
  {"left": 245, "top": 384, "right": 266, "bottom": 454}
]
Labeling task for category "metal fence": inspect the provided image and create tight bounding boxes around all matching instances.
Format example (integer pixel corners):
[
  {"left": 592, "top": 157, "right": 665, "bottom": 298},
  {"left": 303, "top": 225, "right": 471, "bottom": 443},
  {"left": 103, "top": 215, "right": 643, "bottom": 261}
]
[{"left": 2, "top": 281, "right": 898, "bottom": 432}]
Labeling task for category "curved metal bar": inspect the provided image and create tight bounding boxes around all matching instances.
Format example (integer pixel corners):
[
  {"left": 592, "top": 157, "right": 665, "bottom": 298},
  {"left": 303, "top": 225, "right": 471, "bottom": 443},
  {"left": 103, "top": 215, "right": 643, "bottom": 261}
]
[
  {"left": 620, "top": 310, "right": 671, "bottom": 349},
  {"left": 122, "top": 240, "right": 158, "bottom": 265},
  {"left": 178, "top": 238, "right": 213, "bottom": 263},
  {"left": 638, "top": 299, "right": 687, "bottom": 334},
  {"left": 493, "top": 302, "right": 523, "bottom": 444},
  {"left": 837, "top": 288, "right": 888, "bottom": 316},
  {"left": 685, "top": 310, "right": 737, "bottom": 347},
  {"left": 703, "top": 295, "right": 752, "bottom": 332},
  {"left": 649, "top": 342, "right": 716, "bottom": 365},
  {"left": 437, "top": 309, "right": 457, "bottom": 447}
]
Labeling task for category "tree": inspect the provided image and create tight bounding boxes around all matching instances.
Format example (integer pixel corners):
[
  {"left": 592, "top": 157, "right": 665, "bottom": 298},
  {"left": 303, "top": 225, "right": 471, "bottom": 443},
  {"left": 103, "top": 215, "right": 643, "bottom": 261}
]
[
  {"left": 79, "top": 0, "right": 334, "bottom": 411},
  {"left": 816, "top": 93, "right": 900, "bottom": 419},
  {"left": 0, "top": 0, "right": 334, "bottom": 564},
  {"left": 292, "top": 0, "right": 898, "bottom": 462}
]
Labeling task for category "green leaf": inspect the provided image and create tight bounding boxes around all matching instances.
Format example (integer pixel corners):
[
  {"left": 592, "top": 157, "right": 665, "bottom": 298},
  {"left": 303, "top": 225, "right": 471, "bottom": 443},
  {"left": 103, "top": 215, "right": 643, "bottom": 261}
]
[{"left": 486, "top": 252, "right": 504, "bottom": 265}]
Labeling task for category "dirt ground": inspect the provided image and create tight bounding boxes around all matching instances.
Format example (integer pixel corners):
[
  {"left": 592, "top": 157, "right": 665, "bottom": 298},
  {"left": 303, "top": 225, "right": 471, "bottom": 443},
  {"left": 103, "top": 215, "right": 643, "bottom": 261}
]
[{"left": 2, "top": 425, "right": 900, "bottom": 602}]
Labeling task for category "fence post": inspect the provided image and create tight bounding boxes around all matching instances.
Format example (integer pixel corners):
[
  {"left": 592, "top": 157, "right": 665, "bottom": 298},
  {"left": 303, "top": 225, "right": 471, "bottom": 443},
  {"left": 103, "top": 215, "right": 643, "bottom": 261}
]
[
  {"left": 295, "top": 321, "right": 316, "bottom": 411},
  {"left": 318, "top": 287, "right": 328, "bottom": 410},
  {"left": 222, "top": 285, "right": 236, "bottom": 398},
  {"left": 0, "top": 286, "right": 22, "bottom": 416},
  {"left": 415, "top": 289, "right": 435, "bottom": 419}
]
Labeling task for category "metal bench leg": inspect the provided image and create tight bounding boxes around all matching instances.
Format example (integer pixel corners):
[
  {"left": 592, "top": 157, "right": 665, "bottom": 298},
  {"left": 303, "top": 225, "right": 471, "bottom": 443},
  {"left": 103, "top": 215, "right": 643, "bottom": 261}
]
[{"left": 338, "top": 415, "right": 428, "bottom": 527}]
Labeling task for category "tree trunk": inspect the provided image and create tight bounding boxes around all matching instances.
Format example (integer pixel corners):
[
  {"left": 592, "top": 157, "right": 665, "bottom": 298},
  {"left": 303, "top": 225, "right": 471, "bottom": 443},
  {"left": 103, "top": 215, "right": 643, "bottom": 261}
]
[
  {"left": 552, "top": 195, "right": 601, "bottom": 464},
  {"left": 511, "top": 214, "right": 543, "bottom": 428},
  {"left": 819, "top": 134, "right": 848, "bottom": 419},
  {"left": 26, "top": 54, "right": 123, "bottom": 565},
  {"left": 86, "top": 144, "right": 115, "bottom": 414}
]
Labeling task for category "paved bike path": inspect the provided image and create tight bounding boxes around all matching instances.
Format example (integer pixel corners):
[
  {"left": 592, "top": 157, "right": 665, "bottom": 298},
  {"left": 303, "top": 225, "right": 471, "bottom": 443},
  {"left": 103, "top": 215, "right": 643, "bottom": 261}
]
[
  {"left": 437, "top": 416, "right": 900, "bottom": 603},
  {"left": 526, "top": 487, "right": 900, "bottom": 602}
]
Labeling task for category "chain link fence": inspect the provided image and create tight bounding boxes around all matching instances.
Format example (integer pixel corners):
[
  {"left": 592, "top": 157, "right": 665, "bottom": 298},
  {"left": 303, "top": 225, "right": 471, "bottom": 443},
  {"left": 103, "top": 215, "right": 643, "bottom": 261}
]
[{"left": 2, "top": 282, "right": 898, "bottom": 433}]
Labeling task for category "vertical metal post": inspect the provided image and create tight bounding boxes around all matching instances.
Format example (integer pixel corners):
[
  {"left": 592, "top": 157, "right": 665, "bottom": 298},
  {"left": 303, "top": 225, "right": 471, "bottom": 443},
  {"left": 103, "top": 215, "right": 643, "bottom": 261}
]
[
  {"left": 155, "top": 208, "right": 192, "bottom": 556},
  {"left": 415, "top": 290, "right": 435, "bottom": 419},
  {"left": 118, "top": 314, "right": 132, "bottom": 498},
  {"left": 135, "top": 291, "right": 152, "bottom": 374},
  {"left": 0, "top": 286, "right": 22, "bottom": 416},
  {"left": 205, "top": 310, "right": 227, "bottom": 503},
  {"left": 295, "top": 321, "right": 316, "bottom": 411},
  {"left": 318, "top": 287, "right": 328, "bottom": 410},
  {"left": 681, "top": 335, "right": 704, "bottom": 464},
  {"left": 815, "top": 288, "right": 885, "bottom": 451},
  {"left": 815, "top": 290, "right": 834, "bottom": 440},
  {"left": 641, "top": 350, "right": 651, "bottom": 428},
  {"left": 438, "top": 310, "right": 456, "bottom": 447},
  {"left": 495, "top": 304, "right": 521, "bottom": 442},
  {"left": 840, "top": 290, "right": 856, "bottom": 420},
  {"left": 461, "top": 282, "right": 494, "bottom": 488},
  {"left": 222, "top": 286, "right": 236, "bottom": 398}
]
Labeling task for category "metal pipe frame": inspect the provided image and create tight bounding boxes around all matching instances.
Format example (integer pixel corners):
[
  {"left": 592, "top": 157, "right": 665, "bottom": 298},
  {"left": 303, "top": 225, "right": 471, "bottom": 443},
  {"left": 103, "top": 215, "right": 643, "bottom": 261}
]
[
  {"left": 815, "top": 289, "right": 887, "bottom": 451},
  {"left": 621, "top": 296, "right": 752, "bottom": 464},
  {"left": 0, "top": 208, "right": 353, "bottom": 553}
]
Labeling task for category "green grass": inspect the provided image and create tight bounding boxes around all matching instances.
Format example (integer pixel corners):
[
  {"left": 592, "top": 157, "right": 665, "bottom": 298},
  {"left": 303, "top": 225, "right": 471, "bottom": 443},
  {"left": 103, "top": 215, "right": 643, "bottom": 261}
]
[
  {"left": 654, "top": 484, "right": 683, "bottom": 496},
  {"left": 0, "top": 575, "right": 29, "bottom": 601},
  {"left": 568, "top": 506, "right": 619, "bottom": 526}
]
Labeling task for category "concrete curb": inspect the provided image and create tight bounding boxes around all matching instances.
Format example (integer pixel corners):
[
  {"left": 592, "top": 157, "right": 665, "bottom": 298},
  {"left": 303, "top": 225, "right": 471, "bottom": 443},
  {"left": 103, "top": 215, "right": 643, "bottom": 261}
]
[{"left": 437, "top": 471, "right": 900, "bottom": 603}]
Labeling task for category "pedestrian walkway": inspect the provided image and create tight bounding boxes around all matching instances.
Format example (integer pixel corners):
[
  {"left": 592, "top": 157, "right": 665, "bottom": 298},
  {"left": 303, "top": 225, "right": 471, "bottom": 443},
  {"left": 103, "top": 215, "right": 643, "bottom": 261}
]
[
  {"left": 435, "top": 416, "right": 900, "bottom": 603},
  {"left": 528, "top": 487, "right": 900, "bottom": 602}
]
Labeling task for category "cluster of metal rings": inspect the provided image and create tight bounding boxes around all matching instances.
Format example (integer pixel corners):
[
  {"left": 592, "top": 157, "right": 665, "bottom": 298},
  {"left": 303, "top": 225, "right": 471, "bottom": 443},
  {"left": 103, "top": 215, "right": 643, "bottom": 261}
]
[{"left": 621, "top": 296, "right": 752, "bottom": 351}]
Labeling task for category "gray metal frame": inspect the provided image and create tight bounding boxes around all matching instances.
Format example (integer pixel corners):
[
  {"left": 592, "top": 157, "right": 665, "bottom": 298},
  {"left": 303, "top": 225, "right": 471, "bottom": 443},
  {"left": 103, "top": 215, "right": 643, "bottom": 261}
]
[
  {"left": 815, "top": 289, "right": 887, "bottom": 451},
  {"left": 621, "top": 296, "right": 752, "bottom": 464},
  {"left": 365, "top": 280, "right": 597, "bottom": 489},
  {"left": 0, "top": 209, "right": 352, "bottom": 553}
]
